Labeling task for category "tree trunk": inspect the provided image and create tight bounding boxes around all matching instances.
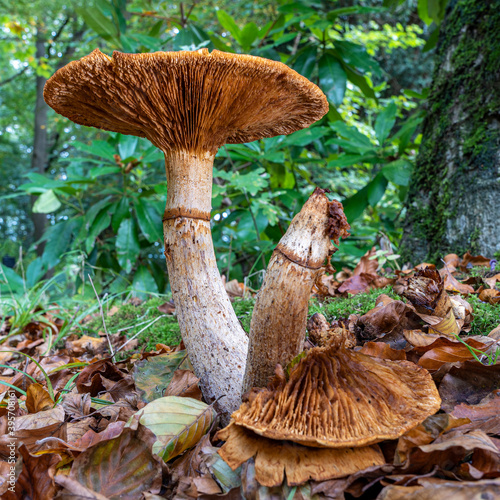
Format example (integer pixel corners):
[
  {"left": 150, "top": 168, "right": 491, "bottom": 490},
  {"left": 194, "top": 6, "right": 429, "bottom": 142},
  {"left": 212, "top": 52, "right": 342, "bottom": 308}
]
[
  {"left": 400, "top": 0, "right": 500, "bottom": 263},
  {"left": 31, "top": 26, "right": 49, "bottom": 256}
]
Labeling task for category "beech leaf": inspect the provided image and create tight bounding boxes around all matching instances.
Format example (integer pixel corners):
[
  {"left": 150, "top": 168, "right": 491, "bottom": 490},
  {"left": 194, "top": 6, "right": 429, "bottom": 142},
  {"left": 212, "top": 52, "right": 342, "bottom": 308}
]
[{"left": 137, "top": 396, "right": 216, "bottom": 462}]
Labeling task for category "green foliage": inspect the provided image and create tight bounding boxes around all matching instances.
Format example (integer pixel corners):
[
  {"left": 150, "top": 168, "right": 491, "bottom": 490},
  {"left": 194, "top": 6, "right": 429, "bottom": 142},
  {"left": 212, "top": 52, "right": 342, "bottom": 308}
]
[
  {"left": 15, "top": 133, "right": 166, "bottom": 293},
  {"left": 2, "top": 0, "right": 433, "bottom": 291}
]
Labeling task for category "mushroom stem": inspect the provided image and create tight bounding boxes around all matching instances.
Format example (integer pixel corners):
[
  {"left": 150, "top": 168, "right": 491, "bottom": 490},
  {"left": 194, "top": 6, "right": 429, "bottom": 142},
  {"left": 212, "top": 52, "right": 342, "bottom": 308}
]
[
  {"left": 162, "top": 150, "right": 248, "bottom": 418},
  {"left": 243, "top": 188, "right": 349, "bottom": 391}
]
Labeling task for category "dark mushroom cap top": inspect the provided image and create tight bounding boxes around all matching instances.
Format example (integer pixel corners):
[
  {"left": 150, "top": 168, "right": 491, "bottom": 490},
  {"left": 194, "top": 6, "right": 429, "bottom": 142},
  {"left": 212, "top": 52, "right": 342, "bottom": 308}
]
[
  {"left": 44, "top": 48, "right": 328, "bottom": 154},
  {"left": 233, "top": 340, "right": 441, "bottom": 448}
]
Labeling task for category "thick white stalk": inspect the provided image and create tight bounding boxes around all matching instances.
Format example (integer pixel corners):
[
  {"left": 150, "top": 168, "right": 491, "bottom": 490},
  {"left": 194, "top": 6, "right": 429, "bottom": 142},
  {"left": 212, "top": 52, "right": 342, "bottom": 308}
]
[{"left": 162, "top": 150, "right": 248, "bottom": 419}]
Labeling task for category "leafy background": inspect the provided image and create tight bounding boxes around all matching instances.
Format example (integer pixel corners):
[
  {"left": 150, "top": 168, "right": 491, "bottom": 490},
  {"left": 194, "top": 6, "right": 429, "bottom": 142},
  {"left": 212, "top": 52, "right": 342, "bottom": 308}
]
[{"left": 0, "top": 0, "right": 449, "bottom": 299}]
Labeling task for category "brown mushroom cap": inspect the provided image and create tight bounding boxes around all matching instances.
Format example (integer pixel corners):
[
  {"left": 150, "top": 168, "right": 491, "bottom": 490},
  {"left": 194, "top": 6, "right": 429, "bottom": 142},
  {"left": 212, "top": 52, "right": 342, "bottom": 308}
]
[
  {"left": 233, "top": 341, "right": 441, "bottom": 448},
  {"left": 216, "top": 422, "right": 385, "bottom": 487},
  {"left": 43, "top": 48, "right": 328, "bottom": 154}
]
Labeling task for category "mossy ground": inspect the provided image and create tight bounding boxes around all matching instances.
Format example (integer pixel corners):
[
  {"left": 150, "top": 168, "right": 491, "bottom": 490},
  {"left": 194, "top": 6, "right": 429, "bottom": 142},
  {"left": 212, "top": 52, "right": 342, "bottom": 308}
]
[
  {"left": 80, "top": 284, "right": 498, "bottom": 350},
  {"left": 82, "top": 297, "right": 182, "bottom": 351}
]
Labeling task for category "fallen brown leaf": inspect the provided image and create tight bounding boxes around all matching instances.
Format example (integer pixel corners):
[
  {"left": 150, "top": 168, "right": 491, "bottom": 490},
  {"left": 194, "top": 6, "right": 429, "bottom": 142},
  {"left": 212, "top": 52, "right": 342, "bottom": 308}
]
[
  {"left": 76, "top": 359, "right": 125, "bottom": 396},
  {"left": 157, "top": 300, "right": 176, "bottom": 314},
  {"left": 26, "top": 383, "right": 54, "bottom": 413},
  {"left": 353, "top": 247, "right": 378, "bottom": 276},
  {"left": 61, "top": 392, "right": 91, "bottom": 419},
  {"left": 1, "top": 444, "right": 60, "bottom": 500},
  {"left": 13, "top": 405, "right": 66, "bottom": 452},
  {"left": 439, "top": 361, "right": 500, "bottom": 412},
  {"left": 479, "top": 288, "right": 500, "bottom": 305},
  {"left": 377, "top": 478, "right": 500, "bottom": 500},
  {"left": 164, "top": 369, "right": 202, "bottom": 400},
  {"left": 460, "top": 251, "right": 492, "bottom": 271},
  {"left": 70, "top": 426, "right": 162, "bottom": 499},
  {"left": 359, "top": 342, "right": 406, "bottom": 361}
]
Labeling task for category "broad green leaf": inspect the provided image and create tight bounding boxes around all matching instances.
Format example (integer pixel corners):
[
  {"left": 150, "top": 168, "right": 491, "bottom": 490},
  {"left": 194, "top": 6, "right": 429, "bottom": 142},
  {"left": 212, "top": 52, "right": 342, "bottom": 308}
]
[
  {"left": 85, "top": 197, "right": 113, "bottom": 230},
  {"left": 403, "top": 89, "right": 429, "bottom": 99},
  {"left": 116, "top": 218, "right": 140, "bottom": 273},
  {"left": 427, "top": 0, "right": 448, "bottom": 24},
  {"left": 86, "top": 208, "right": 112, "bottom": 254},
  {"left": 141, "top": 146, "right": 164, "bottom": 163},
  {"left": 277, "top": 2, "right": 316, "bottom": 14},
  {"left": 345, "top": 66, "right": 376, "bottom": 99},
  {"left": 382, "top": 159, "right": 413, "bottom": 186},
  {"left": 89, "top": 166, "right": 122, "bottom": 178},
  {"left": 26, "top": 258, "right": 46, "bottom": 288},
  {"left": 330, "top": 122, "right": 374, "bottom": 151},
  {"left": 217, "top": 10, "right": 241, "bottom": 42},
  {"left": 137, "top": 396, "right": 216, "bottom": 462},
  {"left": 417, "top": 0, "right": 433, "bottom": 25},
  {"left": 239, "top": 22, "right": 259, "bottom": 50},
  {"left": 76, "top": 6, "right": 120, "bottom": 46},
  {"left": 120, "top": 34, "right": 138, "bottom": 53},
  {"left": 423, "top": 26, "right": 440, "bottom": 52},
  {"left": 133, "top": 33, "right": 163, "bottom": 50},
  {"left": 327, "top": 154, "right": 379, "bottom": 168},
  {"left": 32, "top": 190, "right": 61, "bottom": 213},
  {"left": 134, "top": 351, "right": 191, "bottom": 403},
  {"left": 132, "top": 266, "right": 158, "bottom": 296},
  {"left": 111, "top": 198, "right": 131, "bottom": 233},
  {"left": 74, "top": 140, "right": 117, "bottom": 161},
  {"left": 0, "top": 264, "right": 24, "bottom": 293},
  {"left": 42, "top": 220, "right": 77, "bottom": 268},
  {"left": 367, "top": 173, "right": 388, "bottom": 207},
  {"left": 231, "top": 168, "right": 269, "bottom": 196},
  {"left": 318, "top": 53, "right": 347, "bottom": 106},
  {"left": 335, "top": 40, "right": 382, "bottom": 77},
  {"left": 25, "top": 173, "right": 68, "bottom": 189},
  {"left": 134, "top": 198, "right": 162, "bottom": 242},
  {"left": 283, "top": 127, "right": 329, "bottom": 147},
  {"left": 293, "top": 45, "right": 317, "bottom": 79},
  {"left": 375, "top": 102, "right": 397, "bottom": 145},
  {"left": 118, "top": 135, "right": 138, "bottom": 160},
  {"left": 342, "top": 185, "right": 369, "bottom": 222}
]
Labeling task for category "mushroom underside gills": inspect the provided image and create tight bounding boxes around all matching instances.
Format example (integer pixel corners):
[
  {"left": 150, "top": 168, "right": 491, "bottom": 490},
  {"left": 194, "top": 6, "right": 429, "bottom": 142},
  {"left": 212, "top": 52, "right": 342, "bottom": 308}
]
[
  {"left": 243, "top": 188, "right": 350, "bottom": 391},
  {"left": 162, "top": 150, "right": 248, "bottom": 418}
]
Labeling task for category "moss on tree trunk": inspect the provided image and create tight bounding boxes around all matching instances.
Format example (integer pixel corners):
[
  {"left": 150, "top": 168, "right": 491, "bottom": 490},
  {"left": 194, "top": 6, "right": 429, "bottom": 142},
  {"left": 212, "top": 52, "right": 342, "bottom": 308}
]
[{"left": 400, "top": 0, "right": 500, "bottom": 263}]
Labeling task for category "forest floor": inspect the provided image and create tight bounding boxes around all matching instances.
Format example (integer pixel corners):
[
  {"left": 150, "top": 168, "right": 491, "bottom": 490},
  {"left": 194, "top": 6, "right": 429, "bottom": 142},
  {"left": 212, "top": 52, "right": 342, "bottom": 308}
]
[{"left": 1, "top": 249, "right": 500, "bottom": 499}]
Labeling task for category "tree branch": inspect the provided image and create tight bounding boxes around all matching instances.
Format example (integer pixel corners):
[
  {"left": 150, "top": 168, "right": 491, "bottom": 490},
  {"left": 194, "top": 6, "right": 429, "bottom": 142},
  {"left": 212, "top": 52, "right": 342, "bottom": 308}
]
[{"left": 0, "top": 66, "right": 28, "bottom": 87}]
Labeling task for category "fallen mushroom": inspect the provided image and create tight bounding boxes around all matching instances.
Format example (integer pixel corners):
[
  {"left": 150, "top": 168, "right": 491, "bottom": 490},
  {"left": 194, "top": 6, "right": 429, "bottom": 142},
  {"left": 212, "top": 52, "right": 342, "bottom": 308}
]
[
  {"left": 217, "top": 331, "right": 440, "bottom": 487},
  {"left": 235, "top": 336, "right": 441, "bottom": 448},
  {"left": 243, "top": 188, "right": 350, "bottom": 391},
  {"left": 44, "top": 49, "right": 328, "bottom": 418},
  {"left": 216, "top": 422, "right": 385, "bottom": 487}
]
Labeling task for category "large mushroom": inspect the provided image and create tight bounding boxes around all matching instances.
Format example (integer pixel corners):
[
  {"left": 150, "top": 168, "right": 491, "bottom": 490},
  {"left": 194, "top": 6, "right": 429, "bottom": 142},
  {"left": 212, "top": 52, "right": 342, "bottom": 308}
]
[{"left": 44, "top": 48, "right": 328, "bottom": 417}]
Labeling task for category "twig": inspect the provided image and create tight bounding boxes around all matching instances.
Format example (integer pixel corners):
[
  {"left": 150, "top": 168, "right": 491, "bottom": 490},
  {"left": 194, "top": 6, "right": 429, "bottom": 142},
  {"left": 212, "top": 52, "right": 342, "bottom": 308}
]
[
  {"left": 115, "top": 315, "right": 168, "bottom": 353},
  {"left": 88, "top": 275, "right": 115, "bottom": 362}
]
